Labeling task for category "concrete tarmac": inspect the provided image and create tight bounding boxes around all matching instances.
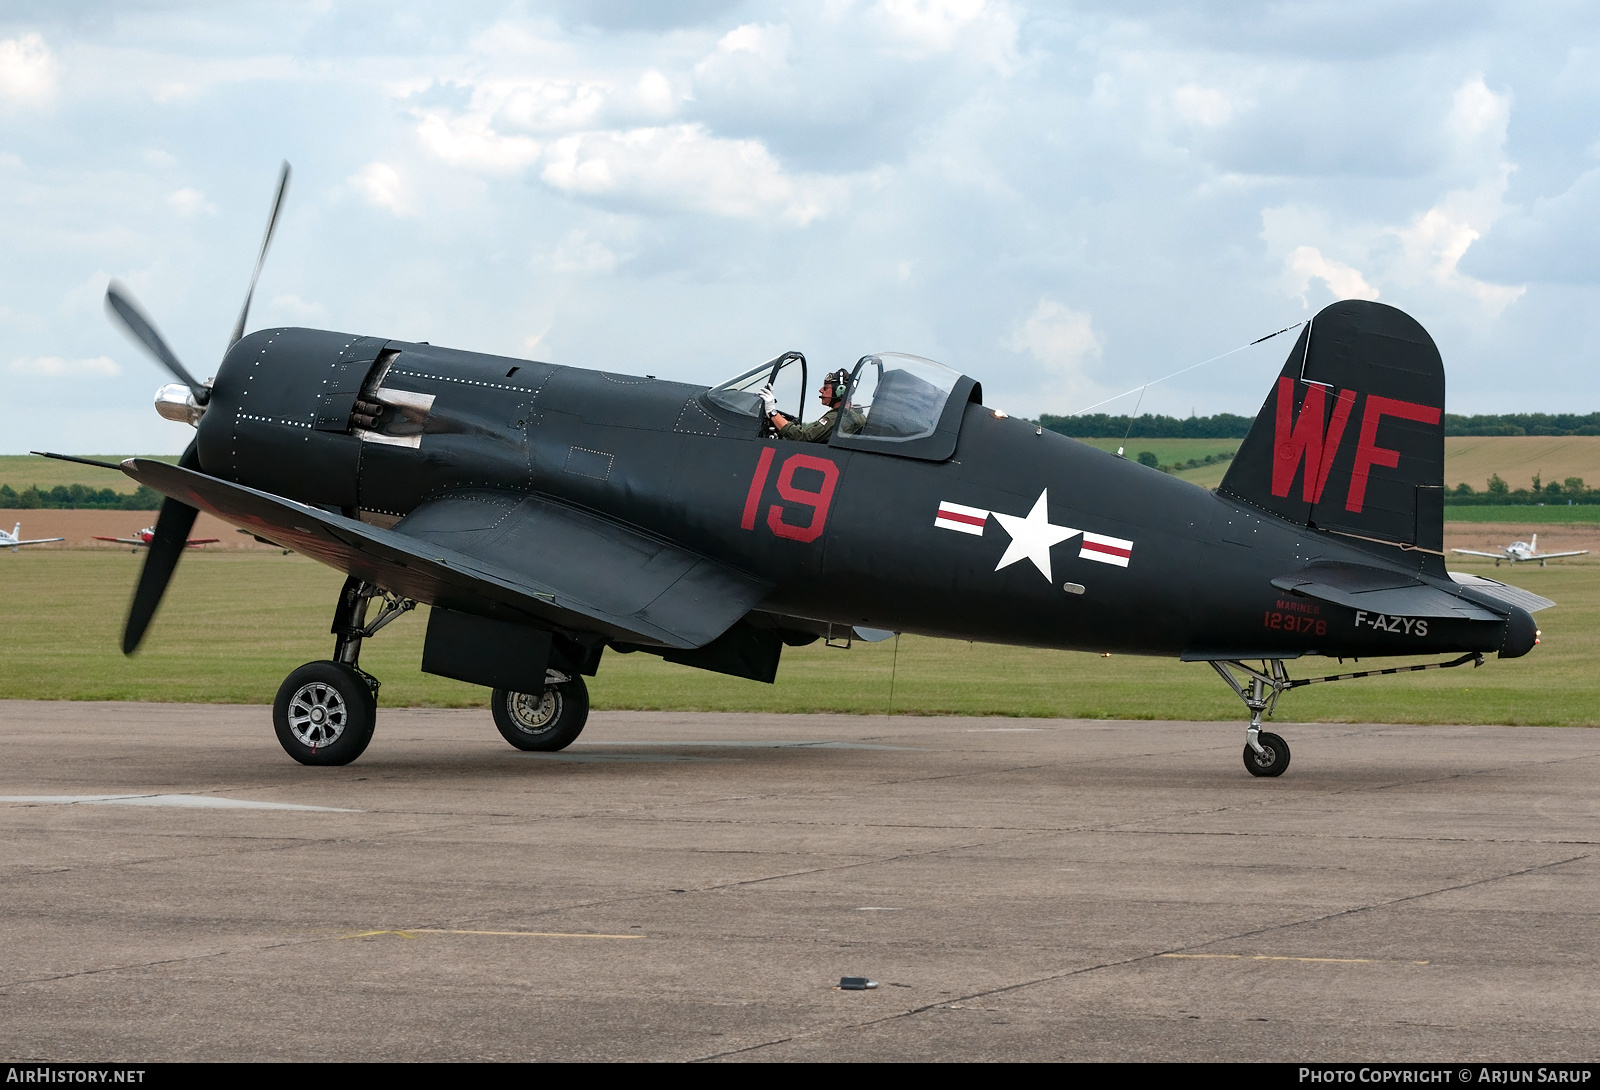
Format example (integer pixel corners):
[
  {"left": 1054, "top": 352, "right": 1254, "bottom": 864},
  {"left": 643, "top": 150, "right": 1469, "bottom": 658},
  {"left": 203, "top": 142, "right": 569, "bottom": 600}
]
[{"left": 0, "top": 700, "right": 1596, "bottom": 1062}]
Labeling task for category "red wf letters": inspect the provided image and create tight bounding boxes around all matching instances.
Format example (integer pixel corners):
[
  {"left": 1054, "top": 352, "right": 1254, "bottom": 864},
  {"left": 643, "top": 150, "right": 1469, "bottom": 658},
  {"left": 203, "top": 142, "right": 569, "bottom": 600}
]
[
  {"left": 1271, "top": 377, "right": 1356, "bottom": 503},
  {"left": 1344, "top": 395, "right": 1441, "bottom": 513},
  {"left": 1269, "top": 379, "right": 1439, "bottom": 514}
]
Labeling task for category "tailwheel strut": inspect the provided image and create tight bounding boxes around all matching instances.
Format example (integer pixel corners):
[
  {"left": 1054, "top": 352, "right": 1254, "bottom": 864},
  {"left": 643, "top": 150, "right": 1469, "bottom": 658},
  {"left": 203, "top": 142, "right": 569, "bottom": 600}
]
[{"left": 1209, "top": 653, "right": 1485, "bottom": 778}]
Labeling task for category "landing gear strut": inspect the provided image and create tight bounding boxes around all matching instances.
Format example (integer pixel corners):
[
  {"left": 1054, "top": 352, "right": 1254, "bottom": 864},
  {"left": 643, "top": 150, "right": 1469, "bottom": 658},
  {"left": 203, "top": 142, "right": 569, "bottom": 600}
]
[
  {"left": 1208, "top": 653, "right": 1486, "bottom": 778},
  {"left": 272, "top": 577, "right": 414, "bottom": 766},
  {"left": 1210, "top": 660, "right": 1293, "bottom": 777}
]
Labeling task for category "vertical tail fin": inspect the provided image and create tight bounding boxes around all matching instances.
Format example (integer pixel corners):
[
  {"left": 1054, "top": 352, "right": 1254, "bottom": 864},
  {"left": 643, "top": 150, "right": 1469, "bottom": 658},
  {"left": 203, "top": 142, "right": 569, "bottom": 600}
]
[
  {"left": 1219, "top": 300, "right": 1445, "bottom": 569},
  {"left": 1531, "top": 533, "right": 1538, "bottom": 553}
]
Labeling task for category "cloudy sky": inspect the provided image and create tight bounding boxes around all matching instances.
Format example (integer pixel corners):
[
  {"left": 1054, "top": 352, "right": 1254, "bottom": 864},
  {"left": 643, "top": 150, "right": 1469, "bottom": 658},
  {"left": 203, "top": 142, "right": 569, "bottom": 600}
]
[{"left": 1, "top": 1, "right": 1596, "bottom": 454}]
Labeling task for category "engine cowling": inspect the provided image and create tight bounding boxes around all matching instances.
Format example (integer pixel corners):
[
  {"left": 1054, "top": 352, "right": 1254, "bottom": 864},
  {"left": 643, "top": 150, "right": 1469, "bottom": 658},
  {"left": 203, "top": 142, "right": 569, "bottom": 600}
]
[{"left": 198, "top": 328, "right": 387, "bottom": 509}]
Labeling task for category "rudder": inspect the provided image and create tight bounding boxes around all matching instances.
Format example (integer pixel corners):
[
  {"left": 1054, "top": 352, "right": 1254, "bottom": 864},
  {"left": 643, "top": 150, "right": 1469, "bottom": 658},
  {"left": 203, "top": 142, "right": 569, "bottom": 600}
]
[{"left": 1219, "top": 300, "right": 1445, "bottom": 568}]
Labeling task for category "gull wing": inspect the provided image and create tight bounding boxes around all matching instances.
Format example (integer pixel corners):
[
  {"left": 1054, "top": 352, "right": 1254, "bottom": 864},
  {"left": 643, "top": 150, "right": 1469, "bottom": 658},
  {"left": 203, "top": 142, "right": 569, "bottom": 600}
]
[{"left": 121, "top": 459, "right": 771, "bottom": 650}]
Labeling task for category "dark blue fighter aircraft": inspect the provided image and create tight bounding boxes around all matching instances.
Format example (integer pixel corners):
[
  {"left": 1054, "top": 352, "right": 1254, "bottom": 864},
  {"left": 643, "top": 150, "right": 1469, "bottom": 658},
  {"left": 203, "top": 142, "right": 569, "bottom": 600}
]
[{"left": 66, "top": 165, "right": 1553, "bottom": 775}]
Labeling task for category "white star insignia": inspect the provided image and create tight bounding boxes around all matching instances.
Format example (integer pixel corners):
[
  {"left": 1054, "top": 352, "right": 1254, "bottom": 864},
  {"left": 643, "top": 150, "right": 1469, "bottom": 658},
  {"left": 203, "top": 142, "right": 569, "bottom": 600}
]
[{"left": 991, "top": 489, "right": 1080, "bottom": 582}]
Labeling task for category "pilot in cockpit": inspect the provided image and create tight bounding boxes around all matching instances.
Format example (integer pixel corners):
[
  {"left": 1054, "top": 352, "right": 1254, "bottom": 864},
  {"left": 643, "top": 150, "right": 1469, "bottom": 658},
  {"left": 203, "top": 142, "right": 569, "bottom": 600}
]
[{"left": 761, "top": 369, "right": 851, "bottom": 443}]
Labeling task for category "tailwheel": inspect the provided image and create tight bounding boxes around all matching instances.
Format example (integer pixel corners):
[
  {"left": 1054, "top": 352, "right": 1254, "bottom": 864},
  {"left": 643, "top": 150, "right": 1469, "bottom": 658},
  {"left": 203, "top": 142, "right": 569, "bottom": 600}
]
[
  {"left": 273, "top": 660, "right": 376, "bottom": 766},
  {"left": 492, "top": 673, "right": 589, "bottom": 752},
  {"left": 1243, "top": 731, "right": 1290, "bottom": 778}
]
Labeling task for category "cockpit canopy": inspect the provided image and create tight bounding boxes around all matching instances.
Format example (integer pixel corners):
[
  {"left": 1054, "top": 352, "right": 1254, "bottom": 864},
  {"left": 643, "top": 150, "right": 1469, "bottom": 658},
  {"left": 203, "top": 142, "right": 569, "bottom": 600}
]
[
  {"left": 706, "top": 350, "right": 981, "bottom": 461},
  {"left": 836, "top": 353, "right": 962, "bottom": 443}
]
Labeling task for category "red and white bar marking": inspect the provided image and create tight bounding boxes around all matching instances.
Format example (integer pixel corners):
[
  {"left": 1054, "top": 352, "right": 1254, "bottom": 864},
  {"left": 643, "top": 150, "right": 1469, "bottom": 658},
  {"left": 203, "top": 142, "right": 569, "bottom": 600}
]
[
  {"left": 1079, "top": 531, "right": 1133, "bottom": 567},
  {"left": 935, "top": 500, "right": 989, "bottom": 536}
]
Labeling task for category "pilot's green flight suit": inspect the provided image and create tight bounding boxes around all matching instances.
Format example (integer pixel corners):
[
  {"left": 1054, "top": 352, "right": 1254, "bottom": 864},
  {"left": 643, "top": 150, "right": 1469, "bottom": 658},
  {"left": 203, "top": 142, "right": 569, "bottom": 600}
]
[{"left": 776, "top": 407, "right": 840, "bottom": 443}]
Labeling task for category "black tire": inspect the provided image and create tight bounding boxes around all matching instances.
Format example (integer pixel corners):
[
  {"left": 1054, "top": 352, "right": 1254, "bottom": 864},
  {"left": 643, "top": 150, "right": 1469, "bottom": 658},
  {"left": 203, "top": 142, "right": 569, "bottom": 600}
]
[
  {"left": 491, "top": 675, "right": 589, "bottom": 752},
  {"left": 273, "top": 661, "right": 376, "bottom": 766},
  {"left": 1243, "top": 731, "right": 1290, "bottom": 777}
]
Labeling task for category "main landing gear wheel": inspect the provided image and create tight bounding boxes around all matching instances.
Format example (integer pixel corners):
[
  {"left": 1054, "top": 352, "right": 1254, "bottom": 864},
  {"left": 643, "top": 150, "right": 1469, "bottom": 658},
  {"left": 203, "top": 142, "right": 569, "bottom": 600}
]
[
  {"left": 492, "top": 674, "right": 589, "bottom": 752},
  {"left": 273, "top": 660, "right": 376, "bottom": 766},
  {"left": 1243, "top": 731, "right": 1290, "bottom": 778}
]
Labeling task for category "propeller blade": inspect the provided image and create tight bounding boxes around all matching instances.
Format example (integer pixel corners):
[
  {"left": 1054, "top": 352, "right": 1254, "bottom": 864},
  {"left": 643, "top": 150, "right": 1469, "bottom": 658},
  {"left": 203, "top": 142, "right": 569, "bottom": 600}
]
[
  {"left": 122, "top": 443, "right": 202, "bottom": 655},
  {"left": 105, "top": 281, "right": 209, "bottom": 402},
  {"left": 228, "top": 160, "right": 291, "bottom": 349}
]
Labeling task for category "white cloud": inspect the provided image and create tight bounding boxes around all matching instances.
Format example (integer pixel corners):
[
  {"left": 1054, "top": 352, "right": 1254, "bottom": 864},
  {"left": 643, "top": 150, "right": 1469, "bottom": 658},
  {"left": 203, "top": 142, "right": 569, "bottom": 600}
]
[
  {"left": 703, "top": 23, "right": 791, "bottom": 67},
  {"left": 348, "top": 162, "right": 413, "bottom": 216},
  {"left": 692, "top": 23, "right": 793, "bottom": 101},
  {"left": 545, "top": 230, "right": 620, "bottom": 275},
  {"left": 631, "top": 70, "right": 678, "bottom": 119},
  {"left": 1285, "top": 245, "right": 1379, "bottom": 305},
  {"left": 1007, "top": 299, "right": 1108, "bottom": 412},
  {"left": 1393, "top": 194, "right": 1525, "bottom": 313},
  {"left": 0, "top": 34, "right": 57, "bottom": 107},
  {"left": 167, "top": 188, "right": 215, "bottom": 217},
  {"left": 416, "top": 111, "right": 541, "bottom": 174},
  {"left": 1172, "top": 84, "right": 1237, "bottom": 127},
  {"left": 493, "top": 80, "right": 610, "bottom": 135},
  {"left": 1446, "top": 74, "right": 1509, "bottom": 154},
  {"left": 10, "top": 356, "right": 120, "bottom": 377},
  {"left": 540, "top": 123, "right": 857, "bottom": 225},
  {"left": 1009, "top": 299, "right": 1101, "bottom": 369},
  {"left": 1262, "top": 78, "right": 1523, "bottom": 315},
  {"left": 870, "top": 0, "right": 1017, "bottom": 63},
  {"left": 1390, "top": 78, "right": 1524, "bottom": 313}
]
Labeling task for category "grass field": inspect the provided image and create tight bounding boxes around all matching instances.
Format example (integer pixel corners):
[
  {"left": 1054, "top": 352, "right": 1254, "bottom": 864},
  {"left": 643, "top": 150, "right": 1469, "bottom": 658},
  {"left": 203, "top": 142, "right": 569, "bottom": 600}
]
[
  {"left": 1062, "top": 436, "right": 1600, "bottom": 494},
  {"left": 1068, "top": 438, "right": 1237, "bottom": 488},
  {"left": 0, "top": 454, "right": 176, "bottom": 495},
  {"left": 1440, "top": 505, "right": 1600, "bottom": 523},
  {"left": 2, "top": 550, "right": 1594, "bottom": 726},
  {"left": 1443, "top": 435, "right": 1600, "bottom": 492}
]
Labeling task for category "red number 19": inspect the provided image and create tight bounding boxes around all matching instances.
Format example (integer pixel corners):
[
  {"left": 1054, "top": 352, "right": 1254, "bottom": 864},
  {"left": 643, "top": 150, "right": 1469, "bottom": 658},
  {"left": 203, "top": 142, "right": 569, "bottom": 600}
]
[{"left": 742, "top": 449, "right": 840, "bottom": 544}]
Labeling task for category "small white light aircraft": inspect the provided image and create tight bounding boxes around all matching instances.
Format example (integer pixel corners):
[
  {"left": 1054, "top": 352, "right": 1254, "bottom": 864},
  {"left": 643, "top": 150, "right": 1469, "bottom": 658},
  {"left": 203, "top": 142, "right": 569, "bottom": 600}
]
[
  {"left": 1452, "top": 534, "right": 1589, "bottom": 567},
  {"left": 0, "top": 523, "right": 65, "bottom": 551}
]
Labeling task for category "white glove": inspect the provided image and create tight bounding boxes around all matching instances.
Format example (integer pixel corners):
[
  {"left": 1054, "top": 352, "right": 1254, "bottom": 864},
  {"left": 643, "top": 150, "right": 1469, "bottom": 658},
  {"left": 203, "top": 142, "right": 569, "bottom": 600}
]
[{"left": 757, "top": 384, "right": 778, "bottom": 416}]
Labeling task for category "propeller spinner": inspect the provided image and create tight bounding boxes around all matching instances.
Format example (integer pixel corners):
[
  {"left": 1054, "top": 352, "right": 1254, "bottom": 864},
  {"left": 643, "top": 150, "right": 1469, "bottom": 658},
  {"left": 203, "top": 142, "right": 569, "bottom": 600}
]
[{"left": 104, "top": 161, "right": 292, "bottom": 653}]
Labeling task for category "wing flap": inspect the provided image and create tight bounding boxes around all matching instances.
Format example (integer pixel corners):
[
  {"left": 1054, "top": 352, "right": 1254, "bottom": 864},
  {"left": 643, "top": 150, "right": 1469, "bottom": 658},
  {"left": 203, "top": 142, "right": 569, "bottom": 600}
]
[
  {"left": 1271, "top": 561, "right": 1502, "bottom": 620},
  {"left": 123, "top": 460, "right": 770, "bottom": 649}
]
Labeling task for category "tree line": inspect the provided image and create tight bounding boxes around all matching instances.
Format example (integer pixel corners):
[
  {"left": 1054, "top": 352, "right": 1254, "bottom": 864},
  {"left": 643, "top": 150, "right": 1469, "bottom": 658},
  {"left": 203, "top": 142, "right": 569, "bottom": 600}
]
[
  {"left": 1448, "top": 475, "right": 1600, "bottom": 506},
  {"left": 0, "top": 483, "right": 164, "bottom": 509}
]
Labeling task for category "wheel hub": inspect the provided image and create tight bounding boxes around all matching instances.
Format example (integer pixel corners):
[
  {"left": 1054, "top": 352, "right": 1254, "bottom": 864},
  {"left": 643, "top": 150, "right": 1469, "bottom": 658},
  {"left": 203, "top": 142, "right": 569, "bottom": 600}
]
[
  {"left": 508, "top": 689, "right": 561, "bottom": 736},
  {"left": 287, "top": 681, "right": 347, "bottom": 747}
]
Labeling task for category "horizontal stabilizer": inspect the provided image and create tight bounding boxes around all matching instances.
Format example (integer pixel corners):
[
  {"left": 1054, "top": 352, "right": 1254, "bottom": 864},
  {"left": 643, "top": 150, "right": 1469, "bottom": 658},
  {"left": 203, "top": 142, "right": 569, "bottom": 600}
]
[
  {"left": 1448, "top": 572, "right": 1556, "bottom": 614},
  {"left": 121, "top": 459, "right": 771, "bottom": 649},
  {"left": 1271, "top": 561, "right": 1500, "bottom": 620}
]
